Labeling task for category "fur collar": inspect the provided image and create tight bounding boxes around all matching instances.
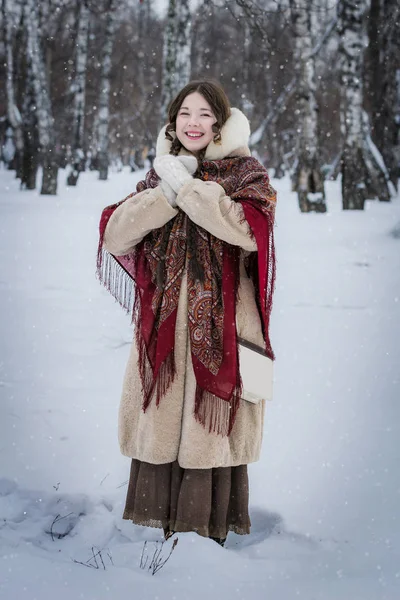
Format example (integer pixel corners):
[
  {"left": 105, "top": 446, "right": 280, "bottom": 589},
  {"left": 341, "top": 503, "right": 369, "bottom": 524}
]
[{"left": 155, "top": 107, "right": 251, "bottom": 160}]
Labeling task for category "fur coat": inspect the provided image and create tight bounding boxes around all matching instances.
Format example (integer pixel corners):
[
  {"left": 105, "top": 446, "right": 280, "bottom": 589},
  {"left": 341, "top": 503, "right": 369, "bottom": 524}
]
[{"left": 102, "top": 108, "right": 276, "bottom": 468}]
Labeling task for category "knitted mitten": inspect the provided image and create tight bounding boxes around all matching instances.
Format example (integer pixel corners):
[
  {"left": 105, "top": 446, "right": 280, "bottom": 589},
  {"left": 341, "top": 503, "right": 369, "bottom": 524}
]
[
  {"left": 154, "top": 155, "right": 196, "bottom": 194},
  {"left": 159, "top": 179, "right": 177, "bottom": 207}
]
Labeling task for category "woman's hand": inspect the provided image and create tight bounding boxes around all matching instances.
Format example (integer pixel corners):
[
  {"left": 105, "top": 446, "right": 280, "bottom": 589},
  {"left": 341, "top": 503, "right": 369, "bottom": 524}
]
[
  {"left": 159, "top": 179, "right": 178, "bottom": 207},
  {"left": 154, "top": 155, "right": 198, "bottom": 194},
  {"left": 176, "top": 155, "right": 198, "bottom": 175}
]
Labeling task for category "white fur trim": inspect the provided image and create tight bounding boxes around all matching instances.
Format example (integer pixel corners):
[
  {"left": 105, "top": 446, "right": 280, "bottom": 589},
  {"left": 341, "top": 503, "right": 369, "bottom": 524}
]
[{"left": 155, "top": 107, "right": 251, "bottom": 160}]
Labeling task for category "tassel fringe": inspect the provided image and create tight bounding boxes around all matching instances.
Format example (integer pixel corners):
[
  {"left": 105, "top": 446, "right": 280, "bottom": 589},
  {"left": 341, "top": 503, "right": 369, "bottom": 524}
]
[
  {"left": 96, "top": 247, "right": 136, "bottom": 318},
  {"left": 138, "top": 328, "right": 176, "bottom": 412},
  {"left": 195, "top": 338, "right": 243, "bottom": 438}
]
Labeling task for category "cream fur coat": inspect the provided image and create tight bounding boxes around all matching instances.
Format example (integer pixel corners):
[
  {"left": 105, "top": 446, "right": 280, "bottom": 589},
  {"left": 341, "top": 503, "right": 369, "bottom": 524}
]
[{"left": 103, "top": 108, "right": 270, "bottom": 469}]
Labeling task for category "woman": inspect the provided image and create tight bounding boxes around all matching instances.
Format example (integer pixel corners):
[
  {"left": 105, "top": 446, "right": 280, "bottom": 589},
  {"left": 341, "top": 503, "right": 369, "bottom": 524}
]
[{"left": 97, "top": 80, "right": 277, "bottom": 546}]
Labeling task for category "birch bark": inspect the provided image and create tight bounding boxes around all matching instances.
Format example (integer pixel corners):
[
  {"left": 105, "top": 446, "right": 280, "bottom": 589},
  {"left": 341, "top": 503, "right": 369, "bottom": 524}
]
[
  {"left": 24, "top": 0, "right": 58, "bottom": 194},
  {"left": 1, "top": 0, "right": 24, "bottom": 175},
  {"left": 339, "top": 0, "right": 390, "bottom": 209},
  {"left": 67, "top": 0, "right": 90, "bottom": 186},
  {"left": 160, "top": 0, "right": 192, "bottom": 126},
  {"left": 192, "top": 0, "right": 214, "bottom": 77},
  {"left": 20, "top": 70, "right": 39, "bottom": 190},
  {"left": 290, "top": 0, "right": 326, "bottom": 213},
  {"left": 97, "top": 0, "right": 118, "bottom": 181},
  {"left": 368, "top": 0, "right": 399, "bottom": 189}
]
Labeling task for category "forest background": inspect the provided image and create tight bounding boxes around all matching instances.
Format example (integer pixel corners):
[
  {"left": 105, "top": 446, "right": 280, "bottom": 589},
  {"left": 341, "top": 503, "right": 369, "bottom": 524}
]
[{"left": 0, "top": 0, "right": 399, "bottom": 210}]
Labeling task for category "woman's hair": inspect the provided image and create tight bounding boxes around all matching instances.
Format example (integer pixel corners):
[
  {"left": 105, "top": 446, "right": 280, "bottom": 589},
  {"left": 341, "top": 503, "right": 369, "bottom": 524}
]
[
  {"left": 156, "top": 80, "right": 231, "bottom": 288},
  {"left": 165, "top": 79, "right": 231, "bottom": 168}
]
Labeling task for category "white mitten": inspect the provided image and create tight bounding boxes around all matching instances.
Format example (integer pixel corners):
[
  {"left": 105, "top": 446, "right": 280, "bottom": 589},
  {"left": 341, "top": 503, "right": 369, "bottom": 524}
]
[
  {"left": 159, "top": 179, "right": 177, "bottom": 207},
  {"left": 154, "top": 155, "right": 194, "bottom": 194},
  {"left": 176, "top": 155, "right": 198, "bottom": 175}
]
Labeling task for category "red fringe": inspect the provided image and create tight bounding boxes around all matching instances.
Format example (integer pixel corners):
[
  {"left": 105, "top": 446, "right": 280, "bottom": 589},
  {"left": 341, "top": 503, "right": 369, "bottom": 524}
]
[
  {"left": 138, "top": 326, "right": 176, "bottom": 412},
  {"left": 194, "top": 379, "right": 242, "bottom": 437}
]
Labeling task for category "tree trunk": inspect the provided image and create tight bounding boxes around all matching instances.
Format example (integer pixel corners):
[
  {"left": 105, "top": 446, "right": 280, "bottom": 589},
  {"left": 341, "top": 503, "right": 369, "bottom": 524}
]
[
  {"left": 271, "top": 136, "right": 285, "bottom": 179},
  {"left": 249, "top": 12, "right": 338, "bottom": 150},
  {"left": 98, "top": 0, "right": 117, "bottom": 181},
  {"left": 24, "top": 0, "right": 58, "bottom": 194},
  {"left": 67, "top": 0, "right": 90, "bottom": 187},
  {"left": 290, "top": 0, "right": 326, "bottom": 213},
  {"left": 241, "top": 20, "right": 254, "bottom": 119},
  {"left": 160, "top": 0, "right": 192, "bottom": 126},
  {"left": 20, "top": 73, "right": 39, "bottom": 190},
  {"left": 367, "top": 0, "right": 380, "bottom": 117},
  {"left": 2, "top": 0, "right": 24, "bottom": 175},
  {"left": 192, "top": 0, "right": 214, "bottom": 77},
  {"left": 339, "top": 0, "right": 391, "bottom": 210},
  {"left": 368, "top": 0, "right": 399, "bottom": 189}
]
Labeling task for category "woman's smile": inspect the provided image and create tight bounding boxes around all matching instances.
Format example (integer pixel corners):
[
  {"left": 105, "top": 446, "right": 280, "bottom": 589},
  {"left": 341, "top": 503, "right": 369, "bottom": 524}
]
[{"left": 185, "top": 131, "right": 204, "bottom": 138}]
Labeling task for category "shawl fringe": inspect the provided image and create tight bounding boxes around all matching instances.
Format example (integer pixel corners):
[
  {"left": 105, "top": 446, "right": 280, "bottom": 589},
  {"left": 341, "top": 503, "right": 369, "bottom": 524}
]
[
  {"left": 97, "top": 246, "right": 136, "bottom": 316},
  {"left": 138, "top": 330, "right": 176, "bottom": 412}
]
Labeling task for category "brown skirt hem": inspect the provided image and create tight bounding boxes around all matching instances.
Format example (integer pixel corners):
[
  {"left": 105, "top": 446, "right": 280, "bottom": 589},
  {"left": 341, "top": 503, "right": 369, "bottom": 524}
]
[{"left": 122, "top": 510, "right": 250, "bottom": 538}]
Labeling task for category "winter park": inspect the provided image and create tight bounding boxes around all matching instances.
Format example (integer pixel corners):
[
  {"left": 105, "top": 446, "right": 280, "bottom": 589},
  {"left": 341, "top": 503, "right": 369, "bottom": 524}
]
[{"left": 1, "top": 0, "right": 400, "bottom": 599}]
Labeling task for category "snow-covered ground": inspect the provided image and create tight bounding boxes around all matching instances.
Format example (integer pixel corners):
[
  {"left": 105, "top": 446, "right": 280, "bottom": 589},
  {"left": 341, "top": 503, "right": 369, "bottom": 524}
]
[{"left": 0, "top": 165, "right": 399, "bottom": 599}]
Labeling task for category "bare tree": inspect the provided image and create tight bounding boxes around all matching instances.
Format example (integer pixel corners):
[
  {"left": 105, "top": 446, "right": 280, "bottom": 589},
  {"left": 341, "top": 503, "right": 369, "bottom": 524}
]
[
  {"left": 248, "top": 2, "right": 338, "bottom": 153},
  {"left": 367, "top": 0, "right": 400, "bottom": 189},
  {"left": 67, "top": 0, "right": 90, "bottom": 186},
  {"left": 97, "top": 0, "right": 118, "bottom": 181},
  {"left": 20, "top": 71, "right": 39, "bottom": 190},
  {"left": 1, "top": 0, "right": 24, "bottom": 176},
  {"left": 338, "top": 0, "right": 390, "bottom": 209},
  {"left": 290, "top": 0, "right": 326, "bottom": 213},
  {"left": 24, "top": 0, "right": 58, "bottom": 194},
  {"left": 160, "top": 0, "right": 192, "bottom": 126},
  {"left": 192, "top": 0, "right": 215, "bottom": 77}
]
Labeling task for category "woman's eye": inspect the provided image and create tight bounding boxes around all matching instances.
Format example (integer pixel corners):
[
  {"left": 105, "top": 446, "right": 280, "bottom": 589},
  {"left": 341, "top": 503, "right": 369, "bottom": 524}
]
[{"left": 179, "top": 112, "right": 212, "bottom": 117}]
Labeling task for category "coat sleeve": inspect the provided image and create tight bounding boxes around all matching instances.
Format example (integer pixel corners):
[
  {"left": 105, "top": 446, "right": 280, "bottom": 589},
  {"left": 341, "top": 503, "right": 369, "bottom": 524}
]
[
  {"left": 175, "top": 179, "right": 258, "bottom": 252},
  {"left": 103, "top": 186, "right": 178, "bottom": 256}
]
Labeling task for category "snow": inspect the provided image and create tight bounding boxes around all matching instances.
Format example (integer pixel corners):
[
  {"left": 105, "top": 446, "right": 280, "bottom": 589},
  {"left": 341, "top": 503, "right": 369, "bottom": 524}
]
[{"left": 1, "top": 166, "right": 400, "bottom": 598}]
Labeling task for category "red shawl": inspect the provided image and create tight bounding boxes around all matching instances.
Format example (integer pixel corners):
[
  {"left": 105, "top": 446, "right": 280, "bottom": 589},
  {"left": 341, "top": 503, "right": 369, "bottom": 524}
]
[{"left": 97, "top": 156, "right": 277, "bottom": 436}]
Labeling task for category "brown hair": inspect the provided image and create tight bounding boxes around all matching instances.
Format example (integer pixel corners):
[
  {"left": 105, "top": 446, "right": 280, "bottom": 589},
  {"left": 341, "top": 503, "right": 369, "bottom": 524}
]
[
  {"left": 157, "top": 80, "right": 231, "bottom": 287},
  {"left": 165, "top": 79, "right": 231, "bottom": 168}
]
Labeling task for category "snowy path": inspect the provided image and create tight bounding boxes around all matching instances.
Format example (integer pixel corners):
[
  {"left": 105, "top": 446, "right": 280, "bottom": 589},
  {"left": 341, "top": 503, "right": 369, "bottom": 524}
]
[{"left": 0, "top": 167, "right": 399, "bottom": 599}]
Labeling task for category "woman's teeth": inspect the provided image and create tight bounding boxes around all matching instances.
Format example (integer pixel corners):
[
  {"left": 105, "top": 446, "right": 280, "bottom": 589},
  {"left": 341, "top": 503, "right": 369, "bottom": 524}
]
[{"left": 186, "top": 132, "right": 203, "bottom": 139}]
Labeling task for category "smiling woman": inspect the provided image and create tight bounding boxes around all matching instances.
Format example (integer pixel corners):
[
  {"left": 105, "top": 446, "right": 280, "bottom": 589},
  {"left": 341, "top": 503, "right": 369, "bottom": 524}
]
[
  {"left": 175, "top": 91, "right": 218, "bottom": 150},
  {"left": 97, "top": 79, "right": 277, "bottom": 547}
]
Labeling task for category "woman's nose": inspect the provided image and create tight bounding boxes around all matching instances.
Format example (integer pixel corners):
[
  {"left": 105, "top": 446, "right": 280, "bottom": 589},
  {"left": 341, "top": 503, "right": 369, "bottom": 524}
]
[{"left": 188, "top": 115, "right": 200, "bottom": 126}]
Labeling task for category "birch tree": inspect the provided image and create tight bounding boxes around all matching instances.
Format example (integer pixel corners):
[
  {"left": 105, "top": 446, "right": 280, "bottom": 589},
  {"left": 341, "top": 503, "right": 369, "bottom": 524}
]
[
  {"left": 247, "top": 2, "right": 338, "bottom": 162},
  {"left": 290, "top": 0, "right": 326, "bottom": 213},
  {"left": 192, "top": 0, "right": 214, "bottom": 77},
  {"left": 97, "top": 0, "right": 118, "bottom": 181},
  {"left": 67, "top": 0, "right": 90, "bottom": 186},
  {"left": 24, "top": 0, "right": 58, "bottom": 194},
  {"left": 20, "top": 72, "right": 39, "bottom": 190},
  {"left": 160, "top": 0, "right": 192, "bottom": 126},
  {"left": 2, "top": 0, "right": 24, "bottom": 176},
  {"left": 338, "top": 0, "right": 390, "bottom": 209},
  {"left": 368, "top": 0, "right": 400, "bottom": 189},
  {"left": 241, "top": 19, "right": 255, "bottom": 119}
]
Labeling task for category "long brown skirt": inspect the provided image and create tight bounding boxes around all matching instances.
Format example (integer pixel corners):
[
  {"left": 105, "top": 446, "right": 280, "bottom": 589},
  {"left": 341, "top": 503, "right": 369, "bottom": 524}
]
[{"left": 123, "top": 459, "right": 251, "bottom": 539}]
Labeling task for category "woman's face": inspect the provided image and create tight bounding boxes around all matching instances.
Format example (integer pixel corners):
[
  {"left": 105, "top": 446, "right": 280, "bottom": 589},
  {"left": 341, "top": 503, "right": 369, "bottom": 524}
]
[{"left": 175, "top": 92, "right": 217, "bottom": 153}]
